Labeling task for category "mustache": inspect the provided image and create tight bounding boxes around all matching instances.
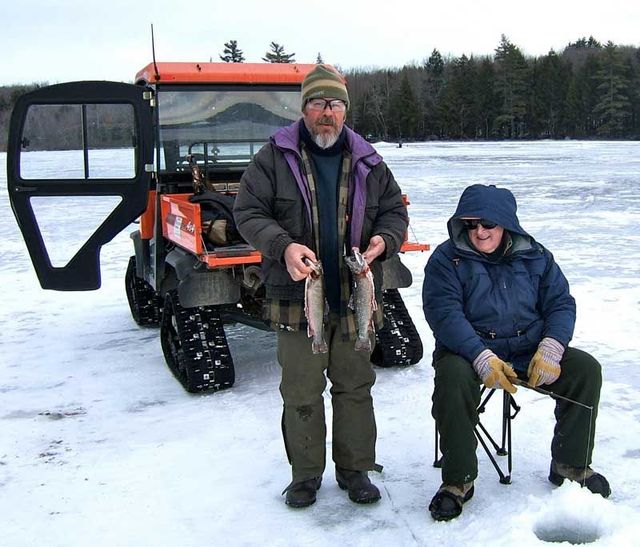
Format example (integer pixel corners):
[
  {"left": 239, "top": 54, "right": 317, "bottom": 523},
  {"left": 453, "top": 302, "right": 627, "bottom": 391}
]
[{"left": 316, "top": 117, "right": 336, "bottom": 126}]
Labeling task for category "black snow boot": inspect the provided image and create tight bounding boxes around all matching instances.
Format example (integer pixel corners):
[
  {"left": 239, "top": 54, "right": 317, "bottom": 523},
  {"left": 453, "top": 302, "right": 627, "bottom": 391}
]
[
  {"left": 283, "top": 477, "right": 322, "bottom": 508},
  {"left": 549, "top": 461, "right": 611, "bottom": 498},
  {"left": 429, "top": 483, "right": 475, "bottom": 521},
  {"left": 335, "top": 467, "right": 381, "bottom": 504}
]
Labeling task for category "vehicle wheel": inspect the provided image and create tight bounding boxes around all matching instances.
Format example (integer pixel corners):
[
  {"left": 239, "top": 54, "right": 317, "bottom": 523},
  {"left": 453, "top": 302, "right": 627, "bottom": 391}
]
[
  {"left": 160, "top": 290, "right": 235, "bottom": 393},
  {"left": 371, "top": 289, "right": 423, "bottom": 367}
]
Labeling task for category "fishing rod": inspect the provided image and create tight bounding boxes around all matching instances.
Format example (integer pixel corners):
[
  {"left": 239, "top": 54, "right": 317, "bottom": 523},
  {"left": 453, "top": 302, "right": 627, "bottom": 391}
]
[{"left": 512, "top": 378, "right": 593, "bottom": 410}]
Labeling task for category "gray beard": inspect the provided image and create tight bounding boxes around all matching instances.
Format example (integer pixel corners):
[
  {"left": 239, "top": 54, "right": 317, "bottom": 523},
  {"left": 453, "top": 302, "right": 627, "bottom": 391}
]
[{"left": 312, "top": 130, "right": 339, "bottom": 149}]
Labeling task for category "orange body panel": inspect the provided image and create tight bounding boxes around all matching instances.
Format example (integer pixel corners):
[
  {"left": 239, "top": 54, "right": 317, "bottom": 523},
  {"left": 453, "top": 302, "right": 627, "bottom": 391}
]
[
  {"left": 400, "top": 241, "right": 430, "bottom": 252},
  {"left": 136, "top": 62, "right": 317, "bottom": 85},
  {"left": 201, "top": 251, "right": 262, "bottom": 268},
  {"left": 161, "top": 194, "right": 204, "bottom": 254},
  {"left": 160, "top": 193, "right": 263, "bottom": 268}
]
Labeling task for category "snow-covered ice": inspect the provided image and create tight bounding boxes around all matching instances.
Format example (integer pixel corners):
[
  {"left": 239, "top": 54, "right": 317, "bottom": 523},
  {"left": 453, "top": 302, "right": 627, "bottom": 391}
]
[{"left": 1, "top": 141, "right": 639, "bottom": 546}]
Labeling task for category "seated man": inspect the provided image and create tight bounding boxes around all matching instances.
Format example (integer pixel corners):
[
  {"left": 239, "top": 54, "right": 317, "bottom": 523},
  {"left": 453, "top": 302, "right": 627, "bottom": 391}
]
[{"left": 422, "top": 184, "right": 610, "bottom": 522}]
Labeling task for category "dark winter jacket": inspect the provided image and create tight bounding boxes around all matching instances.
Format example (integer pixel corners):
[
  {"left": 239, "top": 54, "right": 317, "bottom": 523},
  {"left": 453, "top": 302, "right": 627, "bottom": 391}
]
[
  {"left": 422, "top": 184, "right": 576, "bottom": 371},
  {"left": 233, "top": 120, "right": 408, "bottom": 302}
]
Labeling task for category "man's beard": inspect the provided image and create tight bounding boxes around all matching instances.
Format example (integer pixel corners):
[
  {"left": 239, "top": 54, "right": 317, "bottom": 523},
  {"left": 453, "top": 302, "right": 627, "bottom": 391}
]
[
  {"left": 309, "top": 117, "right": 342, "bottom": 149},
  {"left": 313, "top": 131, "right": 340, "bottom": 149}
]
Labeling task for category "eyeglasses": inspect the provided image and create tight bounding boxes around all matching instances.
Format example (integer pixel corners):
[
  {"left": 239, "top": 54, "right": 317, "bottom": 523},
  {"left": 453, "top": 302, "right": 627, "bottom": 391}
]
[
  {"left": 463, "top": 219, "right": 498, "bottom": 230},
  {"left": 306, "top": 98, "right": 347, "bottom": 112}
]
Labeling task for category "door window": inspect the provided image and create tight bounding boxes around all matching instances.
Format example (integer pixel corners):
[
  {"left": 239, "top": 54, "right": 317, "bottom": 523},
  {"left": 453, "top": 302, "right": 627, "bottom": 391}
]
[{"left": 20, "top": 103, "right": 136, "bottom": 180}]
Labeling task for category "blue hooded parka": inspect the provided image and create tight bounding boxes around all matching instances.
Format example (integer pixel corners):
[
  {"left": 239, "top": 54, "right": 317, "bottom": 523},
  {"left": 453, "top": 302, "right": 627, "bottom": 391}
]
[{"left": 422, "top": 184, "right": 576, "bottom": 371}]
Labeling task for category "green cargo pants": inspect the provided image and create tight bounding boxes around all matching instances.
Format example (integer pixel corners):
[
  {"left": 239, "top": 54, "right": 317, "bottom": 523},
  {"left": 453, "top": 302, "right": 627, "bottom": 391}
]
[
  {"left": 277, "top": 313, "right": 377, "bottom": 482},
  {"left": 432, "top": 347, "right": 602, "bottom": 485}
]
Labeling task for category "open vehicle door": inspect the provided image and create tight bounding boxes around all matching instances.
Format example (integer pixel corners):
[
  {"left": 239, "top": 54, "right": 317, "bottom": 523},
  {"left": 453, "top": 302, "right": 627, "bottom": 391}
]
[{"left": 6, "top": 81, "right": 154, "bottom": 290}]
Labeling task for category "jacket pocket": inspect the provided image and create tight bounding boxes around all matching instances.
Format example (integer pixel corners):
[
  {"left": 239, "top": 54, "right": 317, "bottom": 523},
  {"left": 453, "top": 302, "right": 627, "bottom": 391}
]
[
  {"left": 362, "top": 205, "right": 379, "bottom": 241},
  {"left": 274, "top": 197, "right": 304, "bottom": 238}
]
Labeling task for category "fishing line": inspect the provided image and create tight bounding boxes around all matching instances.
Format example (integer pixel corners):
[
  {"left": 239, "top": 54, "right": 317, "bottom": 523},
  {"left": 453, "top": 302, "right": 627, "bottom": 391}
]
[{"left": 514, "top": 378, "right": 594, "bottom": 486}]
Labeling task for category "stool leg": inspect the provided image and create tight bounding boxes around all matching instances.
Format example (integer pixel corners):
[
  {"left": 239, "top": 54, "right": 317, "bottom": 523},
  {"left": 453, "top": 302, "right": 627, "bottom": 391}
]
[
  {"left": 433, "top": 427, "right": 442, "bottom": 468},
  {"left": 474, "top": 389, "right": 514, "bottom": 484}
]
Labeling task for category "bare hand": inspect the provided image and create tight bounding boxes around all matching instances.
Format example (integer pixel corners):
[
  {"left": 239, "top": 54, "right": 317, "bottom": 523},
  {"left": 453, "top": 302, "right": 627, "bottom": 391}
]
[
  {"left": 283, "top": 243, "right": 317, "bottom": 281},
  {"left": 362, "top": 235, "right": 386, "bottom": 264}
]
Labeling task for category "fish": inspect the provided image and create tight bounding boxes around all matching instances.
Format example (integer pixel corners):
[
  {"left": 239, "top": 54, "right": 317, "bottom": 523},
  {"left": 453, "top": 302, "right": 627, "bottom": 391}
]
[
  {"left": 304, "top": 258, "right": 328, "bottom": 354},
  {"left": 345, "top": 248, "right": 378, "bottom": 352}
]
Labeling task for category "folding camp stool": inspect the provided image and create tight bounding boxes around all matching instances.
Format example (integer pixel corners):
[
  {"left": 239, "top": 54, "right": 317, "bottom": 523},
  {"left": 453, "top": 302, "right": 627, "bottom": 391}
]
[{"left": 433, "top": 387, "right": 521, "bottom": 484}]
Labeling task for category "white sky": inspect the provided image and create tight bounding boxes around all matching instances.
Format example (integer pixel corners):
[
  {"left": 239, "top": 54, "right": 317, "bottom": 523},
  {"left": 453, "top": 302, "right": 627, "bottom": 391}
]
[{"left": 1, "top": 0, "right": 639, "bottom": 86}]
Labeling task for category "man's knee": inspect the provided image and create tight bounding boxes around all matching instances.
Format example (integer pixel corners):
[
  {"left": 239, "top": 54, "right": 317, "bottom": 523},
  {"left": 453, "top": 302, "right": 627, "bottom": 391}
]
[
  {"left": 434, "top": 352, "right": 477, "bottom": 389},
  {"left": 561, "top": 347, "right": 602, "bottom": 386}
]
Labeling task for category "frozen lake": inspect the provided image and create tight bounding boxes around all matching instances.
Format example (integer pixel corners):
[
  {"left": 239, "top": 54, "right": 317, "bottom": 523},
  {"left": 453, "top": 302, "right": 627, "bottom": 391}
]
[{"left": 1, "top": 141, "right": 639, "bottom": 546}]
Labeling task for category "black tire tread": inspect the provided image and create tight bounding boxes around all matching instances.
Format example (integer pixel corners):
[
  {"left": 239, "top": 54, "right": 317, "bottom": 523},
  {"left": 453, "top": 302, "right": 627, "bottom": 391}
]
[
  {"left": 371, "top": 288, "right": 423, "bottom": 367},
  {"left": 160, "top": 290, "right": 235, "bottom": 393},
  {"left": 125, "top": 256, "right": 161, "bottom": 327}
]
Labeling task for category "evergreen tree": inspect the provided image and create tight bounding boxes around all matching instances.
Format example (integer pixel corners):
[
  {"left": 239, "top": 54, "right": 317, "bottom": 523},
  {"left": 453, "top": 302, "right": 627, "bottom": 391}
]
[
  {"left": 438, "top": 55, "right": 475, "bottom": 138},
  {"left": 493, "top": 35, "right": 529, "bottom": 137},
  {"left": 567, "top": 36, "right": 602, "bottom": 50},
  {"left": 532, "top": 50, "right": 571, "bottom": 137},
  {"left": 389, "top": 70, "right": 420, "bottom": 139},
  {"left": 593, "top": 42, "right": 631, "bottom": 136},
  {"left": 629, "top": 50, "right": 640, "bottom": 136},
  {"left": 422, "top": 49, "right": 445, "bottom": 137},
  {"left": 471, "top": 57, "right": 498, "bottom": 138},
  {"left": 262, "top": 42, "right": 296, "bottom": 63},
  {"left": 316, "top": 52, "right": 324, "bottom": 64},
  {"left": 426, "top": 49, "right": 444, "bottom": 78},
  {"left": 219, "top": 40, "right": 245, "bottom": 63}
]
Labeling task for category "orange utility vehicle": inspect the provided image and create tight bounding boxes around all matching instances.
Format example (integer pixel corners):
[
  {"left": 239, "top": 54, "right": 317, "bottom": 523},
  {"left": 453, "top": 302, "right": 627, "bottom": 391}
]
[{"left": 7, "top": 62, "right": 428, "bottom": 393}]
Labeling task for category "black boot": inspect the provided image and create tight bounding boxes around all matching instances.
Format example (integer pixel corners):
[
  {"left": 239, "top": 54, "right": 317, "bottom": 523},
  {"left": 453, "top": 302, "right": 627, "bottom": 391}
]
[
  {"left": 283, "top": 477, "right": 322, "bottom": 508},
  {"left": 335, "top": 467, "right": 381, "bottom": 504},
  {"left": 549, "top": 461, "right": 611, "bottom": 498},
  {"left": 429, "top": 483, "right": 475, "bottom": 521}
]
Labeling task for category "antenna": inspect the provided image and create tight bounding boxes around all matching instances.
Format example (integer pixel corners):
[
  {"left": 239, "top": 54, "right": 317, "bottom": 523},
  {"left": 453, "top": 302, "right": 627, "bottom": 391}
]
[{"left": 151, "top": 23, "right": 160, "bottom": 81}]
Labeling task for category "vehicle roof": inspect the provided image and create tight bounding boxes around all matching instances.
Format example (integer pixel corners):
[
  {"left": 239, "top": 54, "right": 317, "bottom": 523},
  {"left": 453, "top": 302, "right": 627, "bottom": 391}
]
[{"left": 135, "top": 62, "right": 318, "bottom": 85}]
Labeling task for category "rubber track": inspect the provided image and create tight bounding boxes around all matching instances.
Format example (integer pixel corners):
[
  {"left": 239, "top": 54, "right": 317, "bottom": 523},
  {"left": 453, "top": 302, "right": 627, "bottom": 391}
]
[
  {"left": 125, "top": 256, "right": 161, "bottom": 327},
  {"left": 161, "top": 291, "right": 235, "bottom": 393},
  {"left": 371, "top": 289, "right": 423, "bottom": 367}
]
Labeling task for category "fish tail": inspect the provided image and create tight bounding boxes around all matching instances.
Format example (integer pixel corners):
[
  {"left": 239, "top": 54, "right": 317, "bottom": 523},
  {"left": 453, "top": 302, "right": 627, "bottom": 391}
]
[
  {"left": 312, "top": 338, "right": 328, "bottom": 354},
  {"left": 354, "top": 337, "right": 372, "bottom": 352}
]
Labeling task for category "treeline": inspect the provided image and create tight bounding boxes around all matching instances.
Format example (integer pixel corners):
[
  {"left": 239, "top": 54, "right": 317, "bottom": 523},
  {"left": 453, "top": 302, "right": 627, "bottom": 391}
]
[
  {"left": 344, "top": 36, "right": 640, "bottom": 140},
  {"left": 1, "top": 35, "right": 639, "bottom": 152},
  {"left": 0, "top": 84, "right": 44, "bottom": 151}
]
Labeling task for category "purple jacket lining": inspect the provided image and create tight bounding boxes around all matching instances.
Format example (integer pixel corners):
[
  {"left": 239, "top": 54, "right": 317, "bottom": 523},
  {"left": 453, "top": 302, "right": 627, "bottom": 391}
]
[{"left": 271, "top": 120, "right": 382, "bottom": 249}]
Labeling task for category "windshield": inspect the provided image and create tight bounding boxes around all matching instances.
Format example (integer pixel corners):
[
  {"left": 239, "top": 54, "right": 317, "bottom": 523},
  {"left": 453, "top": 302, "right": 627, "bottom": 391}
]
[{"left": 157, "top": 87, "right": 301, "bottom": 172}]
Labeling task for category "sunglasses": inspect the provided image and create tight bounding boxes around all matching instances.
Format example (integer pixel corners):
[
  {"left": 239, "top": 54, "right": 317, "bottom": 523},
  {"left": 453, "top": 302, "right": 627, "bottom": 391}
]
[{"left": 463, "top": 219, "right": 498, "bottom": 230}]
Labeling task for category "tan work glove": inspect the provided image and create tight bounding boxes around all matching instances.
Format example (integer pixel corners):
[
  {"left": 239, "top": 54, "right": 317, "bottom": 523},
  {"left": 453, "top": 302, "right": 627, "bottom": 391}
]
[
  {"left": 527, "top": 337, "right": 563, "bottom": 387},
  {"left": 472, "top": 349, "right": 518, "bottom": 394}
]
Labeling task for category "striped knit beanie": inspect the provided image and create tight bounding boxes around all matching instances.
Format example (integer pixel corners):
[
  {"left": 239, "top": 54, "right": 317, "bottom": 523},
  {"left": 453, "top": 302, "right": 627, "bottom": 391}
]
[{"left": 301, "top": 64, "right": 349, "bottom": 110}]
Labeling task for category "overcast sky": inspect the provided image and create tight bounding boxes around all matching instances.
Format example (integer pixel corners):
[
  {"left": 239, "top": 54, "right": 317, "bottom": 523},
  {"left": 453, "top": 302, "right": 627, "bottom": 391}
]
[{"left": 2, "top": 0, "right": 639, "bottom": 86}]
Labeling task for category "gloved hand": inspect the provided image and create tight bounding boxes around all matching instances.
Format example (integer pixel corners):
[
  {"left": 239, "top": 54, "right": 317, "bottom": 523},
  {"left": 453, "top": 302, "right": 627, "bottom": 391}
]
[
  {"left": 472, "top": 349, "right": 518, "bottom": 394},
  {"left": 528, "top": 337, "right": 564, "bottom": 387}
]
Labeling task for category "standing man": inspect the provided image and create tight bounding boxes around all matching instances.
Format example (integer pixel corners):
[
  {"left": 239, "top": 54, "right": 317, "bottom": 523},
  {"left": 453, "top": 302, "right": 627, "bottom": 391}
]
[
  {"left": 234, "top": 65, "right": 408, "bottom": 508},
  {"left": 422, "top": 184, "right": 610, "bottom": 522}
]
